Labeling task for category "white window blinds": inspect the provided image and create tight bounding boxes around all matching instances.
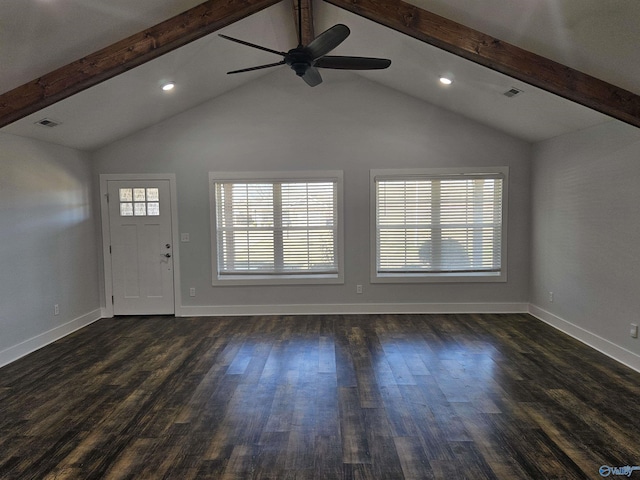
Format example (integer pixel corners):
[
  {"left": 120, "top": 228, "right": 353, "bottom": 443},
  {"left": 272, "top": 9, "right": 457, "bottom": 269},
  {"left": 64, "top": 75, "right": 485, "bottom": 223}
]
[
  {"left": 375, "top": 173, "right": 504, "bottom": 274},
  {"left": 214, "top": 179, "right": 338, "bottom": 276}
]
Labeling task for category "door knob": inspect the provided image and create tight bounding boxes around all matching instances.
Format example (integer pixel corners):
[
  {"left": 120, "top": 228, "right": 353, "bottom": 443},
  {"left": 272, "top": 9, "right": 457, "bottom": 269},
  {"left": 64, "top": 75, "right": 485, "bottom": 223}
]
[{"left": 164, "top": 253, "right": 172, "bottom": 258}]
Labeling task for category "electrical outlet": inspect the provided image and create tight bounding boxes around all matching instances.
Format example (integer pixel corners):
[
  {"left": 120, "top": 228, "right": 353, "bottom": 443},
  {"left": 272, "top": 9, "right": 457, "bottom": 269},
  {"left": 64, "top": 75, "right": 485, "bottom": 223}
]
[
  {"left": 549, "top": 291, "right": 554, "bottom": 303},
  {"left": 181, "top": 233, "right": 190, "bottom": 242},
  {"left": 189, "top": 287, "right": 196, "bottom": 297},
  {"left": 356, "top": 284, "right": 363, "bottom": 294},
  {"left": 631, "top": 324, "right": 638, "bottom": 339},
  {"left": 54, "top": 304, "right": 59, "bottom": 316}
]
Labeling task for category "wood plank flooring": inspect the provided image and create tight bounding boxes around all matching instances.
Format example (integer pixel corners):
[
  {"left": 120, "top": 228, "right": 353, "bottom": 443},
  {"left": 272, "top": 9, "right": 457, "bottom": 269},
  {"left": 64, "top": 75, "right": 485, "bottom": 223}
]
[{"left": 1, "top": 313, "right": 640, "bottom": 479}]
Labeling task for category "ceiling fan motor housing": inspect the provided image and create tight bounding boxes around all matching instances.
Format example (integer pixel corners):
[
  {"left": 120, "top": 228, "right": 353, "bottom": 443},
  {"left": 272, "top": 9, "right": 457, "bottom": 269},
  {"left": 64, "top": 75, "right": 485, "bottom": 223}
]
[{"left": 285, "top": 48, "right": 312, "bottom": 76}]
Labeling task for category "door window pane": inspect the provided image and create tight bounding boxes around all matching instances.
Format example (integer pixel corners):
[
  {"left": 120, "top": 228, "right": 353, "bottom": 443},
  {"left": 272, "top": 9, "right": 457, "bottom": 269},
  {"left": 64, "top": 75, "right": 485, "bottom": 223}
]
[
  {"left": 134, "top": 203, "right": 147, "bottom": 216},
  {"left": 134, "top": 188, "right": 146, "bottom": 202},
  {"left": 119, "top": 188, "right": 132, "bottom": 202},
  {"left": 120, "top": 202, "right": 133, "bottom": 216},
  {"left": 146, "top": 188, "right": 159, "bottom": 201},
  {"left": 147, "top": 202, "right": 160, "bottom": 216}
]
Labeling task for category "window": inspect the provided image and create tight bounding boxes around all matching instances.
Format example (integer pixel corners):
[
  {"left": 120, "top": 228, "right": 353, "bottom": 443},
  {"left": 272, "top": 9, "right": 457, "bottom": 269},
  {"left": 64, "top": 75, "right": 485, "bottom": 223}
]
[
  {"left": 210, "top": 171, "right": 343, "bottom": 285},
  {"left": 371, "top": 168, "right": 507, "bottom": 282},
  {"left": 118, "top": 187, "right": 160, "bottom": 217}
]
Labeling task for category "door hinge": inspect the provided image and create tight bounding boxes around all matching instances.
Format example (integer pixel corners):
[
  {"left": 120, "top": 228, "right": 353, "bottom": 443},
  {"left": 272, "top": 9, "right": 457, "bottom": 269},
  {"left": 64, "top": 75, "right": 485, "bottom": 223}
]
[
  {"left": 109, "top": 245, "right": 112, "bottom": 254},
  {"left": 111, "top": 295, "right": 114, "bottom": 304},
  {"left": 105, "top": 193, "right": 110, "bottom": 203}
]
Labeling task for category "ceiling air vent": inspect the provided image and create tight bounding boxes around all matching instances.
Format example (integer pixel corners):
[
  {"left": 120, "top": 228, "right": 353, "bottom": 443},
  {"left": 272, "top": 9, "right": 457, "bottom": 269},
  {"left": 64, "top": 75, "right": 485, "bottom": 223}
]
[
  {"left": 35, "top": 118, "right": 62, "bottom": 128},
  {"left": 503, "top": 87, "right": 523, "bottom": 98}
]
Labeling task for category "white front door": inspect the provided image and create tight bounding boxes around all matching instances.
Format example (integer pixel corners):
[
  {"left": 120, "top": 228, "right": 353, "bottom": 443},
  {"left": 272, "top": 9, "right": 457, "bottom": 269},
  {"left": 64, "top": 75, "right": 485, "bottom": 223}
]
[{"left": 107, "top": 179, "right": 175, "bottom": 315}]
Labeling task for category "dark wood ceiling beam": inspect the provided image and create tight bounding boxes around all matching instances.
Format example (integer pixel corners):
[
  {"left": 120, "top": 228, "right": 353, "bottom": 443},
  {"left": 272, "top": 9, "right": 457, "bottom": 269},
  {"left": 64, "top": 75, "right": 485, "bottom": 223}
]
[
  {"left": 292, "top": 0, "right": 315, "bottom": 46},
  {"left": 324, "top": 0, "right": 640, "bottom": 129},
  {"left": 0, "top": 0, "right": 281, "bottom": 128}
]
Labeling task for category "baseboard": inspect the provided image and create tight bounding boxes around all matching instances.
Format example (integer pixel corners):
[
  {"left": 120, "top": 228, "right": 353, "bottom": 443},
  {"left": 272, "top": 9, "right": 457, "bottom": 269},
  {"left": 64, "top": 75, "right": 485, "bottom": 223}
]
[
  {"left": 0, "top": 309, "right": 102, "bottom": 368},
  {"left": 8, "top": 305, "right": 636, "bottom": 374},
  {"left": 529, "top": 304, "right": 640, "bottom": 373},
  {"left": 179, "top": 302, "right": 529, "bottom": 317}
]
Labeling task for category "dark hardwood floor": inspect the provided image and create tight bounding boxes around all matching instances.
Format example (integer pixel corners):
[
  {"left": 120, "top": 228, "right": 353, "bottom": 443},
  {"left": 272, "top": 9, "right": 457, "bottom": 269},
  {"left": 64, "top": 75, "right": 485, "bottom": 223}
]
[{"left": 1, "top": 313, "right": 640, "bottom": 479}]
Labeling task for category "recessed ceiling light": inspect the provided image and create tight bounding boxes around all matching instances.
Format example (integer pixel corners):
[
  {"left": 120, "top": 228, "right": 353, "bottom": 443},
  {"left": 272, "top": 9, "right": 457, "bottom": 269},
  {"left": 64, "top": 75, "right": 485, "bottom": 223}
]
[
  {"left": 439, "top": 77, "right": 453, "bottom": 85},
  {"left": 162, "top": 82, "right": 175, "bottom": 91}
]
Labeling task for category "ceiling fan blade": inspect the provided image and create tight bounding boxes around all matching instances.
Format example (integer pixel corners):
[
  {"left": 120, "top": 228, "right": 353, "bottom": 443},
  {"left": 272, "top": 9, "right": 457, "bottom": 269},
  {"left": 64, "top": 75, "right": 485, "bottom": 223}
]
[
  {"left": 305, "top": 24, "right": 350, "bottom": 60},
  {"left": 301, "top": 66, "right": 322, "bottom": 87},
  {"left": 219, "top": 34, "right": 286, "bottom": 56},
  {"left": 315, "top": 56, "right": 391, "bottom": 70},
  {"left": 227, "top": 61, "right": 286, "bottom": 75}
]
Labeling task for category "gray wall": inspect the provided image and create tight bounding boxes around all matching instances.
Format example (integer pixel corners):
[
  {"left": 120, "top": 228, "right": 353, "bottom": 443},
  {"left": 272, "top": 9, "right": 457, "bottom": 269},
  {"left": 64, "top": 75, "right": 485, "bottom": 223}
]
[
  {"left": 531, "top": 120, "right": 640, "bottom": 364},
  {"left": 93, "top": 70, "right": 531, "bottom": 313},
  {"left": 3, "top": 68, "right": 639, "bottom": 371},
  {"left": 0, "top": 133, "right": 100, "bottom": 360}
]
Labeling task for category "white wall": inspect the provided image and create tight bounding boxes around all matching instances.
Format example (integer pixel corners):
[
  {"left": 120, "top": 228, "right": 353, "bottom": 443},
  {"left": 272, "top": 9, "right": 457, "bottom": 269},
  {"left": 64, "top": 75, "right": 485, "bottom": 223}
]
[
  {"left": 0, "top": 133, "right": 101, "bottom": 366},
  {"left": 92, "top": 70, "right": 531, "bottom": 315},
  {"left": 531, "top": 120, "right": 640, "bottom": 370}
]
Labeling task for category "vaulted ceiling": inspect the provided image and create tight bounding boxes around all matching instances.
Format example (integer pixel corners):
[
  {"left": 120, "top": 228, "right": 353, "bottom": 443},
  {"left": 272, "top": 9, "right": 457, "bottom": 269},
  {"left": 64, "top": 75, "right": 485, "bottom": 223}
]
[{"left": 2, "top": 0, "right": 639, "bottom": 150}]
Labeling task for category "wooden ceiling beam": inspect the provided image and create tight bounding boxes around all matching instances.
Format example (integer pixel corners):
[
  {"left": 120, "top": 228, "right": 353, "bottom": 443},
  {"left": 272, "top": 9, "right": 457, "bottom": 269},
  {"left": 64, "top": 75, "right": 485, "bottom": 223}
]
[
  {"left": 0, "top": 0, "right": 281, "bottom": 129},
  {"left": 324, "top": 0, "right": 640, "bottom": 129},
  {"left": 292, "top": 0, "right": 315, "bottom": 46}
]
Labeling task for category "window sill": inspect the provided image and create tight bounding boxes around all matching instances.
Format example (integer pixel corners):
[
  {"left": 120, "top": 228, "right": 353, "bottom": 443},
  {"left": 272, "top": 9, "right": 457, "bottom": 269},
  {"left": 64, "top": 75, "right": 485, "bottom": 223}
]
[
  {"left": 372, "top": 271, "right": 506, "bottom": 284},
  {"left": 213, "top": 273, "right": 343, "bottom": 286}
]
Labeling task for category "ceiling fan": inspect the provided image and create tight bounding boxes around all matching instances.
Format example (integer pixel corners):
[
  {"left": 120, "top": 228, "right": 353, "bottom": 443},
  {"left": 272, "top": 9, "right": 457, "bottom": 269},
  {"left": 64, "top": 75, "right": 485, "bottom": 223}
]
[{"left": 218, "top": 0, "right": 391, "bottom": 87}]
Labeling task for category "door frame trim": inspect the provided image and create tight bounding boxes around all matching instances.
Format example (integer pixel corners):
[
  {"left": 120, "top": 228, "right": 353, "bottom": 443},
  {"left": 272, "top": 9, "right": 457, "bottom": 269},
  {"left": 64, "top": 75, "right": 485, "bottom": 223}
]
[{"left": 99, "top": 173, "right": 182, "bottom": 317}]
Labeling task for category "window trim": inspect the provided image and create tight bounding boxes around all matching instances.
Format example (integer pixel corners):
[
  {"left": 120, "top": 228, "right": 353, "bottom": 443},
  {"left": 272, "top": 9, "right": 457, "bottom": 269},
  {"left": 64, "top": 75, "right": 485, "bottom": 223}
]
[
  {"left": 209, "top": 170, "right": 344, "bottom": 286},
  {"left": 370, "top": 167, "right": 508, "bottom": 283}
]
